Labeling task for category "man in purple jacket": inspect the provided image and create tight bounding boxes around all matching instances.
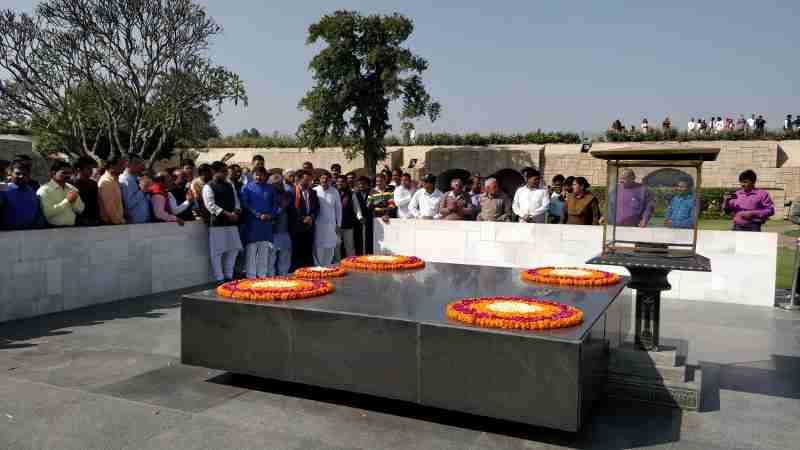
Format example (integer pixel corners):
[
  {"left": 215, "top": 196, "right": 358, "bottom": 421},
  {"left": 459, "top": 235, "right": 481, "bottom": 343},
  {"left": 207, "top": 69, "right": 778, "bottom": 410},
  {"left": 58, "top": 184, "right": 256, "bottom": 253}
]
[{"left": 723, "top": 170, "right": 774, "bottom": 232}]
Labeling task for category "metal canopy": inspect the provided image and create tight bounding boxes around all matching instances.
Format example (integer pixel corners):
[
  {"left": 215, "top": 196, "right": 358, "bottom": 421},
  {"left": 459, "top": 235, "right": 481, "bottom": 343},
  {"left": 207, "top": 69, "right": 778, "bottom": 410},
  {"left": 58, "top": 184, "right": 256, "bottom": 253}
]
[{"left": 590, "top": 145, "right": 720, "bottom": 162}]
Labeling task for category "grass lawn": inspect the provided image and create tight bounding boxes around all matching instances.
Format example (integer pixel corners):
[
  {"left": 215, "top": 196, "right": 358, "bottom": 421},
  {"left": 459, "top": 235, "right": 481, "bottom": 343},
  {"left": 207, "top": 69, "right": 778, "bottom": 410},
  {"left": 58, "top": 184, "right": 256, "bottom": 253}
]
[{"left": 777, "top": 247, "right": 796, "bottom": 290}]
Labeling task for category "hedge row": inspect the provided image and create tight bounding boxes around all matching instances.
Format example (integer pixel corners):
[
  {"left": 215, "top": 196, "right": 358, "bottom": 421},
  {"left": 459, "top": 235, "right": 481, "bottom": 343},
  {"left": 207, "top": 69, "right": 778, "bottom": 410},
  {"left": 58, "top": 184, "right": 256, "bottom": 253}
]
[
  {"left": 604, "top": 129, "right": 800, "bottom": 142},
  {"left": 204, "top": 130, "right": 582, "bottom": 148}
]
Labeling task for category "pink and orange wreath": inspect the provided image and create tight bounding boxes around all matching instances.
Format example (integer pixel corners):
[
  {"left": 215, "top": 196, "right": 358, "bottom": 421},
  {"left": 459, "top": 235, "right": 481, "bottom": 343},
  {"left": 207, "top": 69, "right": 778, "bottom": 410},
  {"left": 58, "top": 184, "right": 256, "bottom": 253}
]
[
  {"left": 521, "top": 267, "right": 621, "bottom": 287},
  {"left": 341, "top": 255, "right": 425, "bottom": 272},
  {"left": 293, "top": 266, "right": 347, "bottom": 279},
  {"left": 447, "top": 296, "right": 584, "bottom": 330},
  {"left": 216, "top": 277, "right": 333, "bottom": 302}
]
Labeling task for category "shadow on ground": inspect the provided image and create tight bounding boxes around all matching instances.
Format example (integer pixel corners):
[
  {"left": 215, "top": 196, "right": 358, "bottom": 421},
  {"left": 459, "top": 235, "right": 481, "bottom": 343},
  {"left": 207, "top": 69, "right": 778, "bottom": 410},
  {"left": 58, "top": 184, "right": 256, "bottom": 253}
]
[
  {"left": 0, "top": 284, "right": 213, "bottom": 351},
  {"left": 208, "top": 372, "right": 683, "bottom": 449}
]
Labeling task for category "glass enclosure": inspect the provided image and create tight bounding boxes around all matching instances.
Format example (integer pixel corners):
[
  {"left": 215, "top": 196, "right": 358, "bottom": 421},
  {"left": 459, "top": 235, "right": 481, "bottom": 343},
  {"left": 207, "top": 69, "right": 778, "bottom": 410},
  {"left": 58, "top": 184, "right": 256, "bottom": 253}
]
[{"left": 603, "top": 161, "right": 702, "bottom": 258}]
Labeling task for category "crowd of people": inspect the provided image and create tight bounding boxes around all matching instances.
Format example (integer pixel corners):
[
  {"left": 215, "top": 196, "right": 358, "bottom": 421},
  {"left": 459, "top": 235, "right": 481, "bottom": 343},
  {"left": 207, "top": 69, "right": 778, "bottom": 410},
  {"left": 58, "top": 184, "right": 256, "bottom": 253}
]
[
  {"left": 0, "top": 152, "right": 777, "bottom": 284},
  {"left": 609, "top": 113, "right": 797, "bottom": 134}
]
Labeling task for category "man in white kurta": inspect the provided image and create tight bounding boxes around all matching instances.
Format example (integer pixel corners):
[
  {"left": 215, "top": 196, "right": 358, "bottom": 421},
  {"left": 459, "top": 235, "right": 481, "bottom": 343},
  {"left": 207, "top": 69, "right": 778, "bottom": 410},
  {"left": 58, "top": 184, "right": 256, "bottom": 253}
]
[
  {"left": 512, "top": 168, "right": 549, "bottom": 223},
  {"left": 202, "top": 162, "right": 243, "bottom": 283},
  {"left": 393, "top": 173, "right": 416, "bottom": 219},
  {"left": 312, "top": 173, "right": 342, "bottom": 266}
]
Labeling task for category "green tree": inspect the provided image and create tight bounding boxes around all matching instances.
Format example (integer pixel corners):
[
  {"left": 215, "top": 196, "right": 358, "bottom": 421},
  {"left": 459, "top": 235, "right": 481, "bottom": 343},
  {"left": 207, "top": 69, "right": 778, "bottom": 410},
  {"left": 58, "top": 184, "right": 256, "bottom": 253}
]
[
  {"left": 297, "top": 11, "right": 441, "bottom": 176},
  {"left": 0, "top": 0, "right": 246, "bottom": 167}
]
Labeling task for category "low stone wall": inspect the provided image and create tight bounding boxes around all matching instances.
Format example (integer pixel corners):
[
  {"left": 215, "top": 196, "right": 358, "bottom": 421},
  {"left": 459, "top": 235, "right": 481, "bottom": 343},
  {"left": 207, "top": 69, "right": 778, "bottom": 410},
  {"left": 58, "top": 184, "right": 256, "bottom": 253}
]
[
  {"left": 0, "top": 222, "right": 213, "bottom": 323},
  {"left": 374, "top": 220, "right": 777, "bottom": 307}
]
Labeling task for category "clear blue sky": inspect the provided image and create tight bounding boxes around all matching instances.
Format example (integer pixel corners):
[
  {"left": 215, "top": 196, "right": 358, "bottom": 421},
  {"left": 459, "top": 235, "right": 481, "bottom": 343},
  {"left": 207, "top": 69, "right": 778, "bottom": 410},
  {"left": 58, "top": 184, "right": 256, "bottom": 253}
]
[{"left": 5, "top": 0, "right": 800, "bottom": 135}]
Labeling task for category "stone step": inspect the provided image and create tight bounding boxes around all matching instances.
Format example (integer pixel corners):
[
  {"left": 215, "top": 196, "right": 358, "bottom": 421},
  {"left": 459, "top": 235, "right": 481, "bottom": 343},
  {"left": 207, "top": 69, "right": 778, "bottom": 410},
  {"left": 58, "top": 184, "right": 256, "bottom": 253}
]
[
  {"left": 608, "top": 359, "right": 688, "bottom": 384},
  {"left": 606, "top": 369, "right": 702, "bottom": 411},
  {"left": 612, "top": 342, "right": 679, "bottom": 367}
]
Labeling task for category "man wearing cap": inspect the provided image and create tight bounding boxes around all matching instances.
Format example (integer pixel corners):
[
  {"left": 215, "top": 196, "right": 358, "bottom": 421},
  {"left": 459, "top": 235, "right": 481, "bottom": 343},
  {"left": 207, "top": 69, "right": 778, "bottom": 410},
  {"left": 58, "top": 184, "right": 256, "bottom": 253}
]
[
  {"left": 283, "top": 170, "right": 296, "bottom": 195},
  {"left": 409, "top": 174, "right": 443, "bottom": 219},
  {"left": 512, "top": 168, "right": 549, "bottom": 223}
]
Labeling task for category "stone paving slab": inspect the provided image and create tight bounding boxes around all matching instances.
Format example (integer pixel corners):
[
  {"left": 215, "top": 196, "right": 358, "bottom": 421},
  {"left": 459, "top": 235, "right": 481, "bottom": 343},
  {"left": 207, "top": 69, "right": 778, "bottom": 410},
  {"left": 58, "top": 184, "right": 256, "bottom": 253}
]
[{"left": 1, "top": 285, "right": 799, "bottom": 449}]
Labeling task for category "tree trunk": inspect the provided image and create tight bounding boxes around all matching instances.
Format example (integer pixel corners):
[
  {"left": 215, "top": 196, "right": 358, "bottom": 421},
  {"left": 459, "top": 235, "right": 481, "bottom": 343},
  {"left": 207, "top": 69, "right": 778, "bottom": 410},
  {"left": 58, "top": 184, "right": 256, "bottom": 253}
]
[{"left": 364, "top": 144, "right": 378, "bottom": 178}]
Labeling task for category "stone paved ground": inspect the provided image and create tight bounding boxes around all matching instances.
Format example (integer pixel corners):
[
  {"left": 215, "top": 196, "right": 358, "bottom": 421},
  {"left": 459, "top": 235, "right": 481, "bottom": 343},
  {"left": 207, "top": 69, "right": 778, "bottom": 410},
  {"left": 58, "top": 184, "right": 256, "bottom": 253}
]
[{"left": 1, "top": 286, "right": 799, "bottom": 450}]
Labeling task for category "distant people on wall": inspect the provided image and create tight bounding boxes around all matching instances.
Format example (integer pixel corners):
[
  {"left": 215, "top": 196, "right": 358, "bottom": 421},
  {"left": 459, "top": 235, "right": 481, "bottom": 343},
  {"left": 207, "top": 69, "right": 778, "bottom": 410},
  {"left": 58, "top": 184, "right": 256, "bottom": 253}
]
[
  {"left": 607, "top": 169, "right": 654, "bottom": 227},
  {"left": 736, "top": 115, "right": 747, "bottom": 131},
  {"left": 290, "top": 170, "right": 319, "bottom": 270},
  {"left": 687, "top": 118, "right": 696, "bottom": 132},
  {"left": 610, "top": 119, "right": 624, "bottom": 132},
  {"left": 513, "top": 168, "right": 549, "bottom": 223},
  {"left": 664, "top": 180, "right": 696, "bottom": 229},
  {"left": 203, "top": 162, "right": 243, "bottom": 283},
  {"left": 240, "top": 166, "right": 279, "bottom": 278},
  {"left": 662, "top": 117, "right": 672, "bottom": 130},
  {"left": 794, "top": 115, "right": 800, "bottom": 128},
  {"left": 409, "top": 174, "right": 443, "bottom": 220},
  {"left": 477, "top": 177, "right": 512, "bottom": 222},
  {"left": 547, "top": 174, "right": 566, "bottom": 224},
  {"left": 785, "top": 115, "right": 794, "bottom": 131},
  {"left": 437, "top": 178, "right": 474, "bottom": 221},
  {"left": 723, "top": 170, "right": 775, "bottom": 232},
  {"left": 38, "top": 161, "right": 85, "bottom": 227},
  {"left": 755, "top": 115, "right": 767, "bottom": 134},
  {"left": 561, "top": 177, "right": 601, "bottom": 226},
  {"left": 73, "top": 157, "right": 101, "bottom": 226},
  {"left": 641, "top": 118, "right": 649, "bottom": 132},
  {"left": 393, "top": 173, "right": 416, "bottom": 219},
  {"left": 0, "top": 160, "right": 44, "bottom": 231}
]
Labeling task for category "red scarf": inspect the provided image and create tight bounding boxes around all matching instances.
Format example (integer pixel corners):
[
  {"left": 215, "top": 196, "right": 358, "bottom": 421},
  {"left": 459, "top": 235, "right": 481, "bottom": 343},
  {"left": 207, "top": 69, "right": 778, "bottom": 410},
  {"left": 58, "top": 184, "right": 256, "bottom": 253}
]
[{"left": 149, "top": 182, "right": 172, "bottom": 214}]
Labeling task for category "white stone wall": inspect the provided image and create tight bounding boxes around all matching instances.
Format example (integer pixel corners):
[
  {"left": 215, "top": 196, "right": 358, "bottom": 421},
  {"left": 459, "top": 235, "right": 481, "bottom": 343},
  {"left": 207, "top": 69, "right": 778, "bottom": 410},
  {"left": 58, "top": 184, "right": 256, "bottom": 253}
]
[
  {"left": 0, "top": 222, "right": 214, "bottom": 323},
  {"left": 374, "top": 220, "right": 777, "bottom": 307}
]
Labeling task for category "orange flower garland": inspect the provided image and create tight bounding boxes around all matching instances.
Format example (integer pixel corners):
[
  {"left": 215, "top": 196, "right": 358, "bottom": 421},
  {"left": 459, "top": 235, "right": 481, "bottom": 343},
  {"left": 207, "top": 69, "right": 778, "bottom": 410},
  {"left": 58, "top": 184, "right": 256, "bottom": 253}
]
[
  {"left": 521, "top": 267, "right": 621, "bottom": 287},
  {"left": 447, "top": 297, "right": 583, "bottom": 330},
  {"left": 293, "top": 266, "right": 347, "bottom": 279},
  {"left": 341, "top": 255, "right": 425, "bottom": 272},
  {"left": 216, "top": 277, "right": 333, "bottom": 302}
]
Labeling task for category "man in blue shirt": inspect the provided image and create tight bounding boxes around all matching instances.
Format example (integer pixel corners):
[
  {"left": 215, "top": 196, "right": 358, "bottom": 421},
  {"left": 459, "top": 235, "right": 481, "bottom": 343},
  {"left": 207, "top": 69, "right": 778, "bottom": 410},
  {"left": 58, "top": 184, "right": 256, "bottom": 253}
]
[
  {"left": 0, "top": 161, "right": 45, "bottom": 231},
  {"left": 665, "top": 180, "right": 696, "bottom": 229},
  {"left": 239, "top": 166, "right": 280, "bottom": 278},
  {"left": 118, "top": 156, "right": 151, "bottom": 223}
]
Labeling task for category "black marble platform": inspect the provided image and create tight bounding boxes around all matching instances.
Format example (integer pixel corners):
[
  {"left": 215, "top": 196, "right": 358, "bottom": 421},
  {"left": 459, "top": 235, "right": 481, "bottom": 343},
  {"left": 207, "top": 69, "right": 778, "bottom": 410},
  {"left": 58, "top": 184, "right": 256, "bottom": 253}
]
[{"left": 182, "top": 262, "right": 630, "bottom": 432}]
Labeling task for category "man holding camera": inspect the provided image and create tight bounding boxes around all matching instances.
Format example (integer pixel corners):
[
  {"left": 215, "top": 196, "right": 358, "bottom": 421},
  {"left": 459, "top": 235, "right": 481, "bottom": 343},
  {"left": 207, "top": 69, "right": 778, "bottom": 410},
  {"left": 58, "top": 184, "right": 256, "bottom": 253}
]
[{"left": 723, "top": 170, "right": 774, "bottom": 232}]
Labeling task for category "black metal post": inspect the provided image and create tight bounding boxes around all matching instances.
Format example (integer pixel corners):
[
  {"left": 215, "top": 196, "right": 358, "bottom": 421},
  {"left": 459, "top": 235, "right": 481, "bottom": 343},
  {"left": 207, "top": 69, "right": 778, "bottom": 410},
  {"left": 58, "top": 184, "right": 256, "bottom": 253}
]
[{"left": 627, "top": 267, "right": 671, "bottom": 351}]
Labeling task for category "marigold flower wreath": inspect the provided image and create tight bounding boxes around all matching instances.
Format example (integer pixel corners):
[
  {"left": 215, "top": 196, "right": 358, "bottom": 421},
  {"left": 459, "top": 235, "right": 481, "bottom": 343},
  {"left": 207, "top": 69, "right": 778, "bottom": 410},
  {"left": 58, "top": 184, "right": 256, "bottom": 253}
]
[
  {"left": 216, "top": 277, "right": 333, "bottom": 301},
  {"left": 521, "top": 267, "right": 621, "bottom": 287},
  {"left": 340, "top": 255, "right": 425, "bottom": 272},
  {"left": 447, "top": 296, "right": 584, "bottom": 330},
  {"left": 293, "top": 266, "right": 347, "bottom": 279}
]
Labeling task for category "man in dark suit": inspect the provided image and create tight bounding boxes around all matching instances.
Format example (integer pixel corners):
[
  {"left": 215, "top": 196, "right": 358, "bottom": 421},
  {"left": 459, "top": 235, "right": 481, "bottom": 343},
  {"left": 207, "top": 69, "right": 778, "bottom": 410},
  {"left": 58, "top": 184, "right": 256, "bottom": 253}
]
[
  {"left": 290, "top": 170, "right": 320, "bottom": 270},
  {"left": 353, "top": 176, "right": 374, "bottom": 255}
]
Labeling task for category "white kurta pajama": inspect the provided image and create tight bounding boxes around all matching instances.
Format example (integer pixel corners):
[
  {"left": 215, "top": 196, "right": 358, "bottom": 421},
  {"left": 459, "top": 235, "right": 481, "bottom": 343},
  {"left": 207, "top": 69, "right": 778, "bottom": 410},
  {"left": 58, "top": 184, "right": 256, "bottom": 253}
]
[
  {"left": 313, "top": 185, "right": 342, "bottom": 266},
  {"left": 202, "top": 182, "right": 243, "bottom": 281}
]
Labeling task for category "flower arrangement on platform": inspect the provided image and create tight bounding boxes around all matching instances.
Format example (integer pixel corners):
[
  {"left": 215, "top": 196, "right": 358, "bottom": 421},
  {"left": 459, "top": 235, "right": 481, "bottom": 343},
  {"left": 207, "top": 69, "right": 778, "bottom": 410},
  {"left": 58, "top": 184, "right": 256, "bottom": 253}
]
[
  {"left": 341, "top": 255, "right": 425, "bottom": 272},
  {"left": 293, "top": 266, "right": 347, "bottom": 279},
  {"left": 217, "top": 277, "right": 333, "bottom": 301},
  {"left": 521, "top": 267, "right": 621, "bottom": 287},
  {"left": 367, "top": 192, "right": 395, "bottom": 216},
  {"left": 447, "top": 297, "right": 584, "bottom": 330}
]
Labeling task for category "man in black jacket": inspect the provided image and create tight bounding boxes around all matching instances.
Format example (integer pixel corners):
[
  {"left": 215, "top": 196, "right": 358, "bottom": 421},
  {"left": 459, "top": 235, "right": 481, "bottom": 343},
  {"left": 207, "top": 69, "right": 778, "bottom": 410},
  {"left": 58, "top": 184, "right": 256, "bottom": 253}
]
[{"left": 290, "top": 170, "right": 319, "bottom": 270}]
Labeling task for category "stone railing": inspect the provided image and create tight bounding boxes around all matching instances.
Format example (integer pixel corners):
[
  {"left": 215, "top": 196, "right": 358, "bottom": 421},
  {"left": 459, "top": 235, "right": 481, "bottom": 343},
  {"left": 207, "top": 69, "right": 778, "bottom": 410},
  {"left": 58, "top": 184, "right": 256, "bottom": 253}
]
[
  {"left": 374, "top": 220, "right": 777, "bottom": 307},
  {"left": 0, "top": 222, "right": 213, "bottom": 323}
]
